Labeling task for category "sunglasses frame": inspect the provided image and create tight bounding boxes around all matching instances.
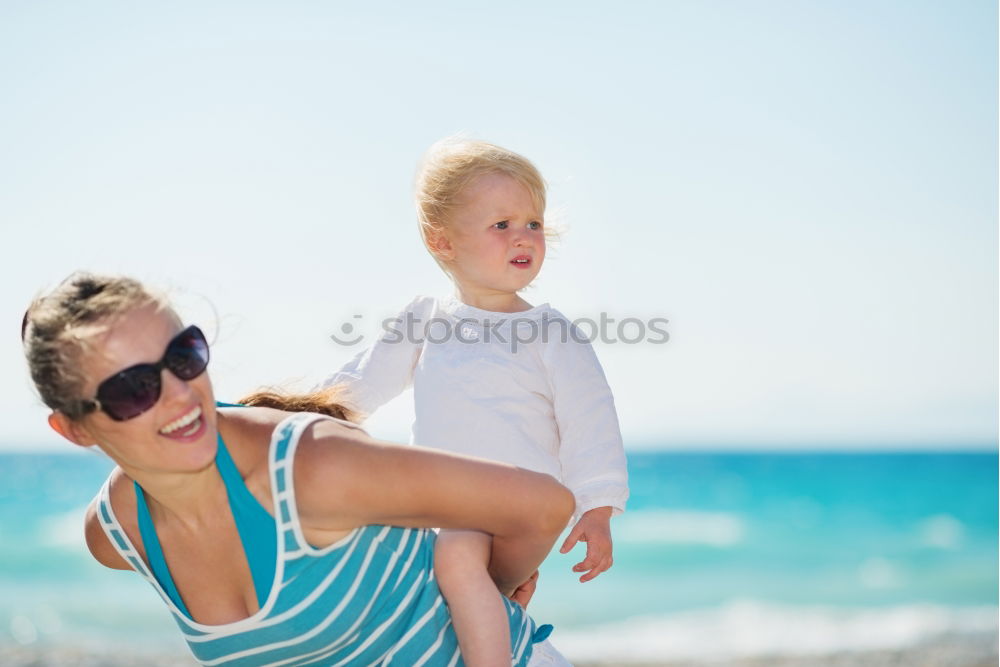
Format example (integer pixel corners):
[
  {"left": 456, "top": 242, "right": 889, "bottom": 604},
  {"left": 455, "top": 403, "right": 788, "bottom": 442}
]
[{"left": 79, "top": 325, "right": 210, "bottom": 422}]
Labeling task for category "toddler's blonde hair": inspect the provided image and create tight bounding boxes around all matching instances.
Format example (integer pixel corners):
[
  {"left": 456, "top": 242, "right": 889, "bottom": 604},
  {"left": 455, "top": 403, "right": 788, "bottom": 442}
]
[{"left": 415, "top": 137, "right": 548, "bottom": 270}]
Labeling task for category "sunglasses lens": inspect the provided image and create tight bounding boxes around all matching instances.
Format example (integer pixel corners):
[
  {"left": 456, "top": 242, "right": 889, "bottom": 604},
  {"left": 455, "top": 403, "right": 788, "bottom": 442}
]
[
  {"left": 91, "top": 326, "right": 210, "bottom": 422},
  {"left": 165, "top": 327, "right": 210, "bottom": 380},
  {"left": 96, "top": 366, "right": 162, "bottom": 421}
]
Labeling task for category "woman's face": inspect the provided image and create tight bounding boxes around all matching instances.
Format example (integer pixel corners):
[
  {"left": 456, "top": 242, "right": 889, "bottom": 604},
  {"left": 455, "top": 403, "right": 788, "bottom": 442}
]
[{"left": 73, "top": 304, "right": 218, "bottom": 477}]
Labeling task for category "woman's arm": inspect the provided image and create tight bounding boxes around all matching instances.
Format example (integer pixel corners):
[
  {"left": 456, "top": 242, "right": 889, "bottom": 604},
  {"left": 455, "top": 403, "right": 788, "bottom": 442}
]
[
  {"left": 83, "top": 471, "right": 135, "bottom": 571},
  {"left": 85, "top": 503, "right": 130, "bottom": 570},
  {"left": 293, "top": 420, "right": 575, "bottom": 594}
]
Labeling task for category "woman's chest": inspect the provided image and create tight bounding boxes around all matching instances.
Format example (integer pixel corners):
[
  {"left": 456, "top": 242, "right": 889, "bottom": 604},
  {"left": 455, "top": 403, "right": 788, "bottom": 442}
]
[{"left": 157, "top": 522, "right": 262, "bottom": 626}]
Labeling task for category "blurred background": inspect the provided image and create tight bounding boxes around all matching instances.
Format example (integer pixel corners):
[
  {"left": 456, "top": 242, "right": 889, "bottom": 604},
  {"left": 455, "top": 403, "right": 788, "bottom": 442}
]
[{"left": 1, "top": 1, "right": 996, "bottom": 665}]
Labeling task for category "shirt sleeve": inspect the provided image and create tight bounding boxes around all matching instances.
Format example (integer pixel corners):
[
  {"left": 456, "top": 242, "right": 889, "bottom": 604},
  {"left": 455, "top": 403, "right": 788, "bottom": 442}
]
[
  {"left": 314, "top": 296, "right": 431, "bottom": 420},
  {"left": 542, "top": 319, "right": 630, "bottom": 523}
]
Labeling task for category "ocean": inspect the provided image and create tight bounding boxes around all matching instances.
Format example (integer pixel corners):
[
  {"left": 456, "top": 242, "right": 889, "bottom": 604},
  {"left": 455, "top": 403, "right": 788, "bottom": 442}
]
[{"left": 0, "top": 449, "right": 996, "bottom": 663}]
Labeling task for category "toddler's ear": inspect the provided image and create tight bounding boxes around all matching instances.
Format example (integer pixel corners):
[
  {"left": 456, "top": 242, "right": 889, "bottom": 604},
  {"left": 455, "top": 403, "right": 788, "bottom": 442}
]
[{"left": 426, "top": 229, "right": 455, "bottom": 262}]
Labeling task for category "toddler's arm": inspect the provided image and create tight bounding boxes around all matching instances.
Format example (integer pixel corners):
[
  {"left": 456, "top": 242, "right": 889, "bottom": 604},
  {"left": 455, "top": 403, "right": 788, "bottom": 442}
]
[
  {"left": 315, "top": 296, "right": 432, "bottom": 418},
  {"left": 542, "top": 316, "right": 629, "bottom": 581}
]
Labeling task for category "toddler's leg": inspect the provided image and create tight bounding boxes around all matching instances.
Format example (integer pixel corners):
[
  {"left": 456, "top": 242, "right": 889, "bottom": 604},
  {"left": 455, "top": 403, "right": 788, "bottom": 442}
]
[{"left": 435, "top": 529, "right": 511, "bottom": 667}]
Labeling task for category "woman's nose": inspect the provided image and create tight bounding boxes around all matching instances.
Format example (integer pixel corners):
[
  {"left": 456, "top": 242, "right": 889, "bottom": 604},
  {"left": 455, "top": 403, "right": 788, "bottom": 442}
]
[{"left": 160, "top": 367, "right": 196, "bottom": 405}]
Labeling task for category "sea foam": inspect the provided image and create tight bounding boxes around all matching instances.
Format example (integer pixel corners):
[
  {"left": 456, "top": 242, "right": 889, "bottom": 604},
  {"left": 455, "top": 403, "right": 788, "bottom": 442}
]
[
  {"left": 38, "top": 506, "right": 88, "bottom": 552},
  {"left": 555, "top": 600, "right": 998, "bottom": 662}
]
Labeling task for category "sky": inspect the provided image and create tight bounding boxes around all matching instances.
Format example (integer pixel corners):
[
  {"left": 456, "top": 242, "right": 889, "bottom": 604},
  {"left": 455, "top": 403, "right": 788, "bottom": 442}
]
[{"left": 2, "top": 1, "right": 996, "bottom": 451}]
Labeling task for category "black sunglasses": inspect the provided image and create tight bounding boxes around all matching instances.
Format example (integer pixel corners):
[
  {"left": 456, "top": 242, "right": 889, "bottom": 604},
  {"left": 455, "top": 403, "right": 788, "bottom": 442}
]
[{"left": 81, "top": 325, "right": 210, "bottom": 421}]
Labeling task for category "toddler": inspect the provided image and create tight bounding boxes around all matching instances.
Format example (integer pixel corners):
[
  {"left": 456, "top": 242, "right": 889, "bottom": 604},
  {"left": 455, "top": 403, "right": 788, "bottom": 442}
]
[{"left": 319, "top": 138, "right": 629, "bottom": 666}]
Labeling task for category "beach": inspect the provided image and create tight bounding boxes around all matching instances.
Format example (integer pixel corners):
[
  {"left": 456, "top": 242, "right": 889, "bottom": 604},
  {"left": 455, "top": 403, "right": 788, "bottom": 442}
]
[
  {"left": 575, "top": 633, "right": 999, "bottom": 666},
  {"left": 1, "top": 632, "right": 996, "bottom": 666}
]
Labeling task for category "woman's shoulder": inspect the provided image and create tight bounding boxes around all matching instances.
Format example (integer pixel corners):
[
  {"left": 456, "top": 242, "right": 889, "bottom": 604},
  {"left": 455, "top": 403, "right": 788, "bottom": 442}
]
[
  {"left": 217, "top": 404, "right": 283, "bottom": 446},
  {"left": 84, "top": 467, "right": 135, "bottom": 570},
  {"left": 223, "top": 408, "right": 377, "bottom": 530},
  {"left": 218, "top": 406, "right": 371, "bottom": 472},
  {"left": 216, "top": 406, "right": 291, "bottom": 483},
  {"left": 218, "top": 405, "right": 368, "bottom": 443}
]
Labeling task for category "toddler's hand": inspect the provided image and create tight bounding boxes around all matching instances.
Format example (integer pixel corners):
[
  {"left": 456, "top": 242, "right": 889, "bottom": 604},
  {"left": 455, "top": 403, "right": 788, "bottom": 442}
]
[{"left": 559, "top": 506, "right": 613, "bottom": 582}]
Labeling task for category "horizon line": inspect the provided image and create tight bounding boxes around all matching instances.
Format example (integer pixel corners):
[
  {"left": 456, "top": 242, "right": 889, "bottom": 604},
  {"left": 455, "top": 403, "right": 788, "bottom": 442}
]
[{"left": 1, "top": 441, "right": 996, "bottom": 455}]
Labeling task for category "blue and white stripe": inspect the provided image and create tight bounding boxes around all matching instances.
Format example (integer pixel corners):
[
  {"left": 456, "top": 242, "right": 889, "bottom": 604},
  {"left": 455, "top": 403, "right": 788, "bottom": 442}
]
[{"left": 98, "top": 412, "right": 540, "bottom": 666}]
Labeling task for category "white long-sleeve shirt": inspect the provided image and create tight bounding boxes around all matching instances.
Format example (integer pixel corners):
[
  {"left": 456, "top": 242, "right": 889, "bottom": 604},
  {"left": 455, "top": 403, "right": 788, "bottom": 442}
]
[{"left": 318, "top": 296, "right": 629, "bottom": 520}]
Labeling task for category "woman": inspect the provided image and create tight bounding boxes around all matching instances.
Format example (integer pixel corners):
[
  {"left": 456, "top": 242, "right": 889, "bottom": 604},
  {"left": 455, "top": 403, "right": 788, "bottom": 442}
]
[{"left": 22, "top": 272, "right": 574, "bottom": 666}]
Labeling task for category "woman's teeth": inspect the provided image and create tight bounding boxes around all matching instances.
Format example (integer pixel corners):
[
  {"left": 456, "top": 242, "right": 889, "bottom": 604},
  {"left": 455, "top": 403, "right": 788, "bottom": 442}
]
[{"left": 160, "top": 406, "right": 202, "bottom": 436}]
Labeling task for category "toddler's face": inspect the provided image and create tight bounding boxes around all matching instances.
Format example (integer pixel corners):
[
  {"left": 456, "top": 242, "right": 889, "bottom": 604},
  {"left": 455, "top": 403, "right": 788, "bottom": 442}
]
[{"left": 440, "top": 172, "right": 546, "bottom": 297}]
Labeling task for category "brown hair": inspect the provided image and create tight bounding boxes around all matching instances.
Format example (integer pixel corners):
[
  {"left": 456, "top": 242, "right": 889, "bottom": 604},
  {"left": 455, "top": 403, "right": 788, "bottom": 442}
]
[
  {"left": 24, "top": 271, "right": 360, "bottom": 424},
  {"left": 415, "top": 137, "right": 548, "bottom": 271},
  {"left": 238, "top": 385, "right": 360, "bottom": 423},
  {"left": 22, "top": 272, "right": 167, "bottom": 420}
]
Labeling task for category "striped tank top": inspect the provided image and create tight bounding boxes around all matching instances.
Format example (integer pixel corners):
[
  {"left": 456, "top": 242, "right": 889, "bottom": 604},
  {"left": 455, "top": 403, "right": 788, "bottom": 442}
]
[{"left": 96, "top": 412, "right": 545, "bottom": 666}]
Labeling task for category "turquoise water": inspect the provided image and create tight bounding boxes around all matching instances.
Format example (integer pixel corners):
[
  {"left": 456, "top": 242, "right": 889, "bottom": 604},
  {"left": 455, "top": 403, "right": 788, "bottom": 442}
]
[{"left": 0, "top": 449, "right": 996, "bottom": 659}]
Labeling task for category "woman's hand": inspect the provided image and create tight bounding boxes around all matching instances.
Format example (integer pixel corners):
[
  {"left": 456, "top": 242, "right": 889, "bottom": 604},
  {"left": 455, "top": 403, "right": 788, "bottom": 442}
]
[{"left": 507, "top": 570, "right": 539, "bottom": 608}]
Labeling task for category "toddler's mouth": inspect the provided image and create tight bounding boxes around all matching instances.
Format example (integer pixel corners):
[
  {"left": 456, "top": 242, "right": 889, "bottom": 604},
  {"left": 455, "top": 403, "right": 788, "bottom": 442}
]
[{"left": 510, "top": 256, "right": 532, "bottom": 268}]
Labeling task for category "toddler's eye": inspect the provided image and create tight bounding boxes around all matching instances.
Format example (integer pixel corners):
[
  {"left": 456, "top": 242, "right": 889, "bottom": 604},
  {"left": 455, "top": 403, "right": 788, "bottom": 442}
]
[
  {"left": 528, "top": 221, "right": 543, "bottom": 230},
  {"left": 493, "top": 221, "right": 509, "bottom": 230}
]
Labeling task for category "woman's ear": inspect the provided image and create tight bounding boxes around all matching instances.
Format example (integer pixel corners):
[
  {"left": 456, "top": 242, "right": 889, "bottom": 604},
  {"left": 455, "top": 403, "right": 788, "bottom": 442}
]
[
  {"left": 426, "top": 229, "right": 455, "bottom": 262},
  {"left": 48, "top": 412, "right": 98, "bottom": 449}
]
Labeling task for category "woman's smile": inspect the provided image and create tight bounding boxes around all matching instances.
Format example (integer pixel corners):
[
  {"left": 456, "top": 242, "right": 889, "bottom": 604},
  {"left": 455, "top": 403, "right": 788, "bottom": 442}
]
[{"left": 158, "top": 404, "right": 206, "bottom": 440}]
